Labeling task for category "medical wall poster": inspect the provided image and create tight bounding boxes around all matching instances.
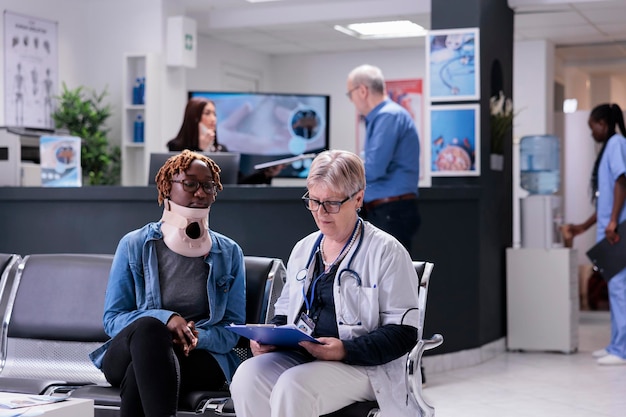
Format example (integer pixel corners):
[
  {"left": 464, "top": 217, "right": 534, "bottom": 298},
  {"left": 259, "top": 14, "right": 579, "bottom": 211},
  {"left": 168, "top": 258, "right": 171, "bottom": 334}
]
[
  {"left": 430, "top": 104, "right": 480, "bottom": 176},
  {"left": 4, "top": 11, "right": 58, "bottom": 129},
  {"left": 40, "top": 135, "right": 82, "bottom": 187},
  {"left": 426, "top": 28, "right": 479, "bottom": 102},
  {"left": 356, "top": 78, "right": 431, "bottom": 187}
]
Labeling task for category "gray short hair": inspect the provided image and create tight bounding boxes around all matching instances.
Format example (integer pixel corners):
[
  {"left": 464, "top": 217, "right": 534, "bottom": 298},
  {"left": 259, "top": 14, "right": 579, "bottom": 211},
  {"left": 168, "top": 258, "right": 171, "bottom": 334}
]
[
  {"left": 307, "top": 150, "right": 365, "bottom": 196},
  {"left": 348, "top": 64, "right": 385, "bottom": 95}
]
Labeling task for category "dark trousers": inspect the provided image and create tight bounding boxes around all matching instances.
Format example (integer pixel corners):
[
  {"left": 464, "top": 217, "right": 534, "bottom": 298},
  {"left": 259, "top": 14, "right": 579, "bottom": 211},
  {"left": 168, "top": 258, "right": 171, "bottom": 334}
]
[
  {"left": 102, "top": 317, "right": 225, "bottom": 417},
  {"left": 361, "top": 199, "right": 420, "bottom": 253}
]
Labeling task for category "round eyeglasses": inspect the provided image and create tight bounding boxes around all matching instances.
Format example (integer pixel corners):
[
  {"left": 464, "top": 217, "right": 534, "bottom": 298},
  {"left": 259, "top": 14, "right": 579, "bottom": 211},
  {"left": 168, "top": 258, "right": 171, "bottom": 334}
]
[{"left": 171, "top": 179, "right": 218, "bottom": 195}]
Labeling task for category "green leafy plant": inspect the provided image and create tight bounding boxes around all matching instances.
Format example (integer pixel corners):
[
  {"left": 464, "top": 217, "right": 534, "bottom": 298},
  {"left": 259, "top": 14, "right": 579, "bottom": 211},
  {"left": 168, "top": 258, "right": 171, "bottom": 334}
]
[{"left": 52, "top": 83, "right": 121, "bottom": 185}]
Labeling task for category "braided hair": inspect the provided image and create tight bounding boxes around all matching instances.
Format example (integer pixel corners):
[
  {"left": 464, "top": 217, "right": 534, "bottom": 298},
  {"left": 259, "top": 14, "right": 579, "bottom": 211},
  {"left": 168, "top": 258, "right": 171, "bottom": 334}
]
[
  {"left": 589, "top": 103, "right": 626, "bottom": 201},
  {"left": 155, "top": 150, "right": 223, "bottom": 205}
]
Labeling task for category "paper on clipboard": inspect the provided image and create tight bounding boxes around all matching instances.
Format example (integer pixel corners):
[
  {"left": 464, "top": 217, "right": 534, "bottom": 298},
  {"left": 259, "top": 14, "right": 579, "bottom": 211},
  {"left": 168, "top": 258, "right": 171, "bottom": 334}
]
[
  {"left": 227, "top": 323, "right": 322, "bottom": 347},
  {"left": 586, "top": 219, "right": 626, "bottom": 281},
  {"left": 253, "top": 153, "right": 317, "bottom": 170}
]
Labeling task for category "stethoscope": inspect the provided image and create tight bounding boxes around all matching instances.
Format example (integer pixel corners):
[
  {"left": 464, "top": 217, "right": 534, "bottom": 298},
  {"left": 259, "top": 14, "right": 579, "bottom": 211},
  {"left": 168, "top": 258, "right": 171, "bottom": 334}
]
[{"left": 296, "top": 218, "right": 365, "bottom": 325}]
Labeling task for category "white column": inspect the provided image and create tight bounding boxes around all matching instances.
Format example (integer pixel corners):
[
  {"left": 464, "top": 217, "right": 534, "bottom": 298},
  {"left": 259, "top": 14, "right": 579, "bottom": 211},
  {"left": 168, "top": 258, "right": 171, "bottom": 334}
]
[
  {"left": 590, "top": 75, "right": 612, "bottom": 109},
  {"left": 512, "top": 39, "right": 556, "bottom": 247}
]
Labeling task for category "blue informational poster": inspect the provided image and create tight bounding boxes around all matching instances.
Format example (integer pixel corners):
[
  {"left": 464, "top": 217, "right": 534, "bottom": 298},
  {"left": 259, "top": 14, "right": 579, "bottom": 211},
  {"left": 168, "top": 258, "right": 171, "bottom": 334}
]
[
  {"left": 430, "top": 104, "right": 480, "bottom": 176},
  {"left": 427, "top": 28, "right": 480, "bottom": 102},
  {"left": 39, "top": 135, "right": 82, "bottom": 187}
]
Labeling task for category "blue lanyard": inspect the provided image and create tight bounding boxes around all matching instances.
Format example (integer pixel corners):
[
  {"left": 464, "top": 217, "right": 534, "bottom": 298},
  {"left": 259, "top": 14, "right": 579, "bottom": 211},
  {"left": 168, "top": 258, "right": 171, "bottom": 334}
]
[{"left": 302, "top": 219, "right": 361, "bottom": 314}]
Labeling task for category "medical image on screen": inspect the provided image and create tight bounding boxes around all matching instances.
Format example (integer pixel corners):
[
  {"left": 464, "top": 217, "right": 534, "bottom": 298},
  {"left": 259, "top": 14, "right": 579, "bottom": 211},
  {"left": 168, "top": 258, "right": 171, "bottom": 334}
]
[{"left": 190, "top": 91, "right": 329, "bottom": 178}]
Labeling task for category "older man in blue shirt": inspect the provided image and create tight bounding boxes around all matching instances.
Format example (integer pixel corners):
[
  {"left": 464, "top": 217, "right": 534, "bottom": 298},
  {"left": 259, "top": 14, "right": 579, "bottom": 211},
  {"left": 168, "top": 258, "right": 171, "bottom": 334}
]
[{"left": 347, "top": 64, "right": 421, "bottom": 252}]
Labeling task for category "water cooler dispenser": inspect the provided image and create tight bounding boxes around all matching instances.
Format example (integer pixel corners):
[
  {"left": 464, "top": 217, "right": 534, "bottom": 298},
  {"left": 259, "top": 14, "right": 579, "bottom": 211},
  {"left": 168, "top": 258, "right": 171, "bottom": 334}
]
[
  {"left": 507, "top": 134, "right": 578, "bottom": 353},
  {"left": 519, "top": 134, "right": 563, "bottom": 249}
]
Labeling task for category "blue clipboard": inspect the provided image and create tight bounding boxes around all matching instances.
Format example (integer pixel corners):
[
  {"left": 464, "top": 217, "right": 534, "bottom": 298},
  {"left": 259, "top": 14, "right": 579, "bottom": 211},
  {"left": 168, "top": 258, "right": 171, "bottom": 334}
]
[
  {"left": 586, "top": 220, "right": 626, "bottom": 281},
  {"left": 227, "top": 324, "right": 322, "bottom": 347}
]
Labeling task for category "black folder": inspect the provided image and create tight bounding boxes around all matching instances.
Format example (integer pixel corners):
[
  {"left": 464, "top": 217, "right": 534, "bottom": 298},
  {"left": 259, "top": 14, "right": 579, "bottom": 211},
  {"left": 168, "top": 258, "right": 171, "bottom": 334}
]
[{"left": 586, "top": 220, "right": 626, "bottom": 281}]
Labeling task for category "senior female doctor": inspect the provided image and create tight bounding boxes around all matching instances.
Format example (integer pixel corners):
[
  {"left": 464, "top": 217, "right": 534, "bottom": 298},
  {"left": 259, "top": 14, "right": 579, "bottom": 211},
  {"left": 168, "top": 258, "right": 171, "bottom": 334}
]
[{"left": 230, "top": 149, "right": 421, "bottom": 417}]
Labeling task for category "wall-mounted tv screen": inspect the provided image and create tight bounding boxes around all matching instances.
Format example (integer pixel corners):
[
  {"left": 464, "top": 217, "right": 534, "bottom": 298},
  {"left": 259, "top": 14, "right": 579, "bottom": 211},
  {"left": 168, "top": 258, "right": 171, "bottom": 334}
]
[{"left": 189, "top": 91, "right": 329, "bottom": 178}]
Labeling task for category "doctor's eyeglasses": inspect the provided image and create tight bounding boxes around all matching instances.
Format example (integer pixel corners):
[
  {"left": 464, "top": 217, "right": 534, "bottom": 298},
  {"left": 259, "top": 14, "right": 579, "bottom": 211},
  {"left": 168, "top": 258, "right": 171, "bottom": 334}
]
[{"left": 301, "top": 191, "right": 357, "bottom": 214}]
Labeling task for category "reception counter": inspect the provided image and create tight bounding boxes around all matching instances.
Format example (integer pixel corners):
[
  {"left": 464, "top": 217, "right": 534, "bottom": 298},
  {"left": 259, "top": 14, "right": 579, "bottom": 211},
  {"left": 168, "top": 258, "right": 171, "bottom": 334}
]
[{"left": 0, "top": 185, "right": 498, "bottom": 356}]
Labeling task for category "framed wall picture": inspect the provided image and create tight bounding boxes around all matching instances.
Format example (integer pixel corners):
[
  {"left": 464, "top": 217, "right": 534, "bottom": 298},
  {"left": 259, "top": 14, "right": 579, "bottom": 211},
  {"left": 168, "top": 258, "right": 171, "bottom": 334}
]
[
  {"left": 426, "top": 27, "right": 479, "bottom": 102},
  {"left": 430, "top": 104, "right": 480, "bottom": 176}
]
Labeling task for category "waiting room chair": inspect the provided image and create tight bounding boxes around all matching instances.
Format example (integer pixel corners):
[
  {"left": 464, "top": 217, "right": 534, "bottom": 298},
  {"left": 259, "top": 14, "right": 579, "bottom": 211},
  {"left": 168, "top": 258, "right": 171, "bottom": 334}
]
[
  {"left": 0, "top": 253, "right": 113, "bottom": 394},
  {"left": 0, "top": 252, "right": 21, "bottom": 372},
  {"left": 321, "top": 261, "right": 443, "bottom": 417},
  {"left": 69, "top": 255, "right": 286, "bottom": 417}
]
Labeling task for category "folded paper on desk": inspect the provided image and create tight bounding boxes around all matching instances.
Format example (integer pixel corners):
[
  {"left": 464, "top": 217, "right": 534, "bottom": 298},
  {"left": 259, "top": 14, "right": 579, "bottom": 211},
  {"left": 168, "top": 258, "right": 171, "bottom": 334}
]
[
  {"left": 253, "top": 153, "right": 317, "bottom": 170},
  {"left": 586, "top": 220, "right": 626, "bottom": 281},
  {"left": 227, "top": 324, "right": 322, "bottom": 347},
  {"left": 0, "top": 394, "right": 68, "bottom": 409}
]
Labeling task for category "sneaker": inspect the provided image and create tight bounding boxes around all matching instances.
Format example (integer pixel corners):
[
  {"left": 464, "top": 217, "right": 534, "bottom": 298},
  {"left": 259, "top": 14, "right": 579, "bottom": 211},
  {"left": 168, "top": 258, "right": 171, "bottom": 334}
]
[
  {"left": 597, "top": 354, "right": 626, "bottom": 366},
  {"left": 592, "top": 348, "right": 609, "bottom": 358}
]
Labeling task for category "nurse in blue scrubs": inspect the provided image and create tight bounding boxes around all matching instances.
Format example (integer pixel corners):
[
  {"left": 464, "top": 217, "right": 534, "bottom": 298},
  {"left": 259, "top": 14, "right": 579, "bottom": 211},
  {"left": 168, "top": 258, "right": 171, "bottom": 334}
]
[{"left": 565, "top": 103, "right": 626, "bottom": 366}]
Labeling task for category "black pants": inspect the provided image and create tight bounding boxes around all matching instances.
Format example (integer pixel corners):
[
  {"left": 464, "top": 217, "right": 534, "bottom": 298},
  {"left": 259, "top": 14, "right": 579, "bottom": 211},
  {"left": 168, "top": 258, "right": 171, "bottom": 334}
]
[
  {"left": 102, "top": 317, "right": 225, "bottom": 417},
  {"left": 361, "top": 199, "right": 420, "bottom": 253}
]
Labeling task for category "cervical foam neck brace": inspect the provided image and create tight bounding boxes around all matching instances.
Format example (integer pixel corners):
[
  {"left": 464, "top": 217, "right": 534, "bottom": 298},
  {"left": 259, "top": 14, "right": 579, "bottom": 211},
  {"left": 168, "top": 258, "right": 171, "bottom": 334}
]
[{"left": 160, "top": 199, "right": 212, "bottom": 257}]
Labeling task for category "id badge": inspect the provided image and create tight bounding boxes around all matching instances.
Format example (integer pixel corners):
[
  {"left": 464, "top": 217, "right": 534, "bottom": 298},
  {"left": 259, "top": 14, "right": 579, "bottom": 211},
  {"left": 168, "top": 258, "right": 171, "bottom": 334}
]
[{"left": 296, "top": 312, "right": 315, "bottom": 335}]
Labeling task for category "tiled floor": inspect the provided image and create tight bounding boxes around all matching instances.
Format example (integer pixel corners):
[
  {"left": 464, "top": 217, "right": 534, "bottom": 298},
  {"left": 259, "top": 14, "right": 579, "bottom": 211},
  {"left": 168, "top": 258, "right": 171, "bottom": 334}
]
[{"left": 423, "top": 311, "right": 626, "bottom": 417}]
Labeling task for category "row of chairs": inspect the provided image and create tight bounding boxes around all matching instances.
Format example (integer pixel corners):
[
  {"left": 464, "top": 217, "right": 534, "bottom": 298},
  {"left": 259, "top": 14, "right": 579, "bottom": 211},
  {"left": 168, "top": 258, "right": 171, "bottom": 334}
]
[{"left": 0, "top": 253, "right": 442, "bottom": 417}]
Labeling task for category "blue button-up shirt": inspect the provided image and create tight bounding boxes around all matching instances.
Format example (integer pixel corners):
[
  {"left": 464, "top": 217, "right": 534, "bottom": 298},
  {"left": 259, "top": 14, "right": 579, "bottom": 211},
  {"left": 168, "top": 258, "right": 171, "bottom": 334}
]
[{"left": 363, "top": 99, "right": 420, "bottom": 202}]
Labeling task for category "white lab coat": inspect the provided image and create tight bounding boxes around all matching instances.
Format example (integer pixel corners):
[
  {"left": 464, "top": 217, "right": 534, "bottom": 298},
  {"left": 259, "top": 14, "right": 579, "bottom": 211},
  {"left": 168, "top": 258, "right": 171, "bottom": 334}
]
[{"left": 275, "top": 220, "right": 422, "bottom": 417}]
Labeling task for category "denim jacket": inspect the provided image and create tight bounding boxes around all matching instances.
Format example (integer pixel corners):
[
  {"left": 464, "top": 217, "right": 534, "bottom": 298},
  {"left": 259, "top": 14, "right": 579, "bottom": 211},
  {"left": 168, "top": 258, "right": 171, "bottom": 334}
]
[{"left": 89, "top": 222, "right": 246, "bottom": 382}]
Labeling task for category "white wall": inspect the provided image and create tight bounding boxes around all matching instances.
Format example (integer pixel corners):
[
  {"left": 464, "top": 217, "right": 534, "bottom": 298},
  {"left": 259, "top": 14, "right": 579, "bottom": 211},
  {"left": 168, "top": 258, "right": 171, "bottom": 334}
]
[
  {"left": 0, "top": 0, "right": 165, "bottom": 145},
  {"left": 562, "top": 110, "right": 596, "bottom": 265},
  {"left": 564, "top": 67, "right": 590, "bottom": 111},
  {"left": 0, "top": 0, "right": 90, "bottom": 127},
  {"left": 186, "top": 36, "right": 272, "bottom": 93},
  {"left": 610, "top": 75, "right": 626, "bottom": 108},
  {"left": 269, "top": 46, "right": 427, "bottom": 153},
  {"left": 513, "top": 40, "right": 555, "bottom": 138}
]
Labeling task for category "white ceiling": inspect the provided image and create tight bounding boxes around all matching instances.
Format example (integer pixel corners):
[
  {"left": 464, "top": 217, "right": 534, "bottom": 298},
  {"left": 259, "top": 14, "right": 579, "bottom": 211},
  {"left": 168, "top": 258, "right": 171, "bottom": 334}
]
[{"left": 181, "top": 0, "right": 626, "bottom": 73}]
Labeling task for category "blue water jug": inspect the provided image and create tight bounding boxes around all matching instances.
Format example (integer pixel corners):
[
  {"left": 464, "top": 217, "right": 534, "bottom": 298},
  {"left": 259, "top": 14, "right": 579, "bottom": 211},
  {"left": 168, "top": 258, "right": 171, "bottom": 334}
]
[{"left": 520, "top": 135, "right": 560, "bottom": 194}]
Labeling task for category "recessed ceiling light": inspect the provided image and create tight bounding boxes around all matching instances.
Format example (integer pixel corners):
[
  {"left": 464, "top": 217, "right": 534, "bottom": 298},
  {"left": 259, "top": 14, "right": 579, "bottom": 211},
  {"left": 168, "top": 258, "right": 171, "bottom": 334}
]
[{"left": 334, "top": 20, "right": 426, "bottom": 40}]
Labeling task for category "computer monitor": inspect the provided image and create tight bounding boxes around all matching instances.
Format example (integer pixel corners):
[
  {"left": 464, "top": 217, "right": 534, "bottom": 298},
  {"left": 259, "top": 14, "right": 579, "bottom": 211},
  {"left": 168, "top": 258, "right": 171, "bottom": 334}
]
[
  {"left": 188, "top": 91, "right": 329, "bottom": 179},
  {"left": 148, "top": 152, "right": 241, "bottom": 185}
]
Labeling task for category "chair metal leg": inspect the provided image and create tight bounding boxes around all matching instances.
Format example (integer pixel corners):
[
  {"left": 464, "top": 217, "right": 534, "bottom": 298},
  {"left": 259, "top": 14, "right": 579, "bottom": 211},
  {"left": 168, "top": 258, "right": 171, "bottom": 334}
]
[{"left": 406, "top": 334, "right": 444, "bottom": 417}]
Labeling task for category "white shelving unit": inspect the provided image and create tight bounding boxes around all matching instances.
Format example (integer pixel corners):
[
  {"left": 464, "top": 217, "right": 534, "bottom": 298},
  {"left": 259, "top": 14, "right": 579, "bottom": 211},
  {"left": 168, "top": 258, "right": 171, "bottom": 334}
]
[
  {"left": 121, "top": 53, "right": 161, "bottom": 186},
  {"left": 506, "top": 248, "right": 579, "bottom": 353}
]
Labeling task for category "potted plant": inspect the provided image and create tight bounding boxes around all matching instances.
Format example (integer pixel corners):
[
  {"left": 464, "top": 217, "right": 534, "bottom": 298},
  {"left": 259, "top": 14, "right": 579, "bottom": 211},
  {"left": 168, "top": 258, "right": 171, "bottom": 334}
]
[
  {"left": 52, "top": 83, "right": 121, "bottom": 185},
  {"left": 489, "top": 90, "right": 514, "bottom": 171}
]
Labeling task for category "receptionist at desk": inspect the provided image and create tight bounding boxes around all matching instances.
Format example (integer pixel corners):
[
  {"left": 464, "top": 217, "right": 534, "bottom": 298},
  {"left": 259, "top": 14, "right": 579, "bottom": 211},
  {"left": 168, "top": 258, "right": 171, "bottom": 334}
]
[{"left": 167, "top": 97, "right": 285, "bottom": 185}]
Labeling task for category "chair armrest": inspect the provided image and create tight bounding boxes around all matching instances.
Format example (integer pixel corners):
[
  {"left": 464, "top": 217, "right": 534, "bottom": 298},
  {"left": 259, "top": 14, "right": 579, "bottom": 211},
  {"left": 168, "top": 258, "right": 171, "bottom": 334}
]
[{"left": 424, "top": 333, "right": 444, "bottom": 351}]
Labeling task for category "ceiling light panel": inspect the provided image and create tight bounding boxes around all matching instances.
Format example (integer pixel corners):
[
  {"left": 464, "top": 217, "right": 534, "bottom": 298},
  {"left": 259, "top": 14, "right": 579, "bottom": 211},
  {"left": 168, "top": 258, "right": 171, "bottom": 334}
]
[{"left": 334, "top": 20, "right": 426, "bottom": 39}]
